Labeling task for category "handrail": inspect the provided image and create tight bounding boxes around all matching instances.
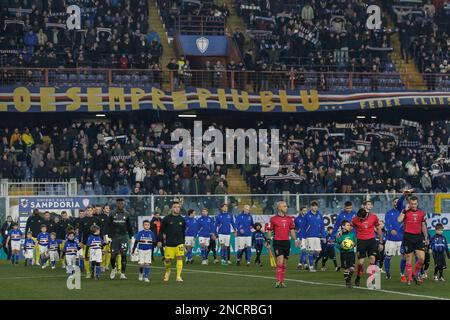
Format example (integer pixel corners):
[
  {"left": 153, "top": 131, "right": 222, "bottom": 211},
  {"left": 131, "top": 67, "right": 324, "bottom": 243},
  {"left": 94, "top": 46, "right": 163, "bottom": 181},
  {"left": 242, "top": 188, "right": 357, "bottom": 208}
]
[{"left": 1, "top": 67, "right": 449, "bottom": 92}]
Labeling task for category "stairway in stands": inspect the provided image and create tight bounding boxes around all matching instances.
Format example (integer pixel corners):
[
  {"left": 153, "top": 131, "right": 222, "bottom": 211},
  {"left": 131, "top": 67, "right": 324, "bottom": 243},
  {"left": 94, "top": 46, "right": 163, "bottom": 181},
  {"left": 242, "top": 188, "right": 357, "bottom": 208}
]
[
  {"left": 149, "top": 0, "right": 175, "bottom": 70},
  {"left": 216, "top": 0, "right": 251, "bottom": 53},
  {"left": 384, "top": 10, "right": 426, "bottom": 90},
  {"left": 227, "top": 168, "right": 263, "bottom": 214}
]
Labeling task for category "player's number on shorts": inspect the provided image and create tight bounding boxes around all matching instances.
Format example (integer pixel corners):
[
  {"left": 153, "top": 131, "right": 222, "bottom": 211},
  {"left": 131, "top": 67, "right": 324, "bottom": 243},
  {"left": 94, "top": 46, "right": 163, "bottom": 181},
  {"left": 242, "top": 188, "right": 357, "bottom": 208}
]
[{"left": 366, "top": 265, "right": 381, "bottom": 290}]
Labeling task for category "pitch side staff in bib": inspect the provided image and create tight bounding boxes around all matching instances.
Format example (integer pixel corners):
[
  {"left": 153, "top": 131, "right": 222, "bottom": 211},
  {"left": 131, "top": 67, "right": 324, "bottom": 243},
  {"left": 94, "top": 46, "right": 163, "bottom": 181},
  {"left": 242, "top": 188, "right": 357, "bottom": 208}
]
[
  {"left": 398, "top": 196, "right": 429, "bottom": 285},
  {"left": 267, "top": 201, "right": 298, "bottom": 288},
  {"left": 109, "top": 198, "right": 134, "bottom": 280}
]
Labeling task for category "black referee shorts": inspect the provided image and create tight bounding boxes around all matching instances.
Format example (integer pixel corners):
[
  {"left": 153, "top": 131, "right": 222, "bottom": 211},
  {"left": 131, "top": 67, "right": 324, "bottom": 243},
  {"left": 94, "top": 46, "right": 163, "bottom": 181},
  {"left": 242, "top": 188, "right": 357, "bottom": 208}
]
[
  {"left": 356, "top": 238, "right": 377, "bottom": 258},
  {"left": 403, "top": 232, "right": 425, "bottom": 254},
  {"left": 273, "top": 240, "right": 291, "bottom": 259}
]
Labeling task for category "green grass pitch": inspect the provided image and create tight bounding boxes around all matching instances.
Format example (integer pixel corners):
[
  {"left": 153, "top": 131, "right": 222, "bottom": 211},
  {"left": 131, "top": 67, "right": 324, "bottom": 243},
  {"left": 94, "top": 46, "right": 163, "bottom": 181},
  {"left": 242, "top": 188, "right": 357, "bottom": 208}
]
[{"left": 0, "top": 257, "right": 449, "bottom": 300}]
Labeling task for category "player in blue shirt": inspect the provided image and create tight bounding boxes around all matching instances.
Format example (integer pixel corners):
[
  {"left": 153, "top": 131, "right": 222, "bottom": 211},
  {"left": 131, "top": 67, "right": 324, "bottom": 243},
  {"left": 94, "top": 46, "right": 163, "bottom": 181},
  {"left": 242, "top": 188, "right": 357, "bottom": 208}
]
[
  {"left": 215, "top": 203, "right": 236, "bottom": 266},
  {"left": 73, "top": 227, "right": 85, "bottom": 272},
  {"left": 184, "top": 209, "right": 199, "bottom": 264},
  {"left": 294, "top": 206, "right": 307, "bottom": 269},
  {"left": 235, "top": 205, "right": 255, "bottom": 266},
  {"left": 375, "top": 220, "right": 387, "bottom": 273},
  {"left": 301, "top": 201, "right": 326, "bottom": 272},
  {"left": 23, "top": 232, "right": 36, "bottom": 266},
  {"left": 63, "top": 230, "right": 81, "bottom": 274},
  {"left": 86, "top": 225, "right": 104, "bottom": 280},
  {"left": 37, "top": 224, "right": 50, "bottom": 269},
  {"left": 384, "top": 194, "right": 407, "bottom": 280},
  {"left": 132, "top": 220, "right": 156, "bottom": 283},
  {"left": 6, "top": 223, "right": 22, "bottom": 265},
  {"left": 315, "top": 226, "right": 338, "bottom": 271},
  {"left": 431, "top": 223, "right": 450, "bottom": 281},
  {"left": 252, "top": 223, "right": 266, "bottom": 267},
  {"left": 48, "top": 232, "right": 61, "bottom": 269},
  {"left": 197, "top": 208, "right": 216, "bottom": 265}
]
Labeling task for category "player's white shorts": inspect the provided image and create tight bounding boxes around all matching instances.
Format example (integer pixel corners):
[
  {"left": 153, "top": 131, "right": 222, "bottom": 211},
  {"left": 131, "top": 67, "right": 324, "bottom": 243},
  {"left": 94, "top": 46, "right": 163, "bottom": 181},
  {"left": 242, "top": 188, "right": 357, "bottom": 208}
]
[
  {"left": 185, "top": 236, "right": 196, "bottom": 247},
  {"left": 305, "top": 237, "right": 322, "bottom": 252},
  {"left": 39, "top": 245, "right": 48, "bottom": 255},
  {"left": 49, "top": 250, "right": 59, "bottom": 262},
  {"left": 300, "top": 239, "right": 307, "bottom": 250},
  {"left": 385, "top": 240, "right": 403, "bottom": 256},
  {"left": 89, "top": 248, "right": 102, "bottom": 263},
  {"left": 138, "top": 249, "right": 152, "bottom": 264},
  {"left": 218, "top": 234, "right": 231, "bottom": 247},
  {"left": 24, "top": 249, "right": 34, "bottom": 259},
  {"left": 199, "top": 237, "right": 210, "bottom": 247},
  {"left": 236, "top": 236, "right": 252, "bottom": 250},
  {"left": 65, "top": 255, "right": 77, "bottom": 267},
  {"left": 77, "top": 249, "right": 84, "bottom": 259},
  {"left": 11, "top": 241, "right": 21, "bottom": 251}
]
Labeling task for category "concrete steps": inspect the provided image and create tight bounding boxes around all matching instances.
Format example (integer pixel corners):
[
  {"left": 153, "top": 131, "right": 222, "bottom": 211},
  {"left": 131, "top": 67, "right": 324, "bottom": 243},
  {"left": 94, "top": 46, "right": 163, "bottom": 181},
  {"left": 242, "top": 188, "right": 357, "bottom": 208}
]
[
  {"left": 385, "top": 10, "right": 426, "bottom": 90},
  {"left": 216, "top": 0, "right": 251, "bottom": 55},
  {"left": 149, "top": 0, "right": 175, "bottom": 70},
  {"left": 227, "top": 168, "right": 263, "bottom": 214}
]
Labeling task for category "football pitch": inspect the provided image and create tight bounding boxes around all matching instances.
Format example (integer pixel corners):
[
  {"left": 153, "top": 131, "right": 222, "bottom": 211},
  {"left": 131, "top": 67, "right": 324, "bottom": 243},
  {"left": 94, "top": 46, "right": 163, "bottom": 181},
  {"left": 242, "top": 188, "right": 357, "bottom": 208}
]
[{"left": 0, "top": 257, "right": 449, "bottom": 300}]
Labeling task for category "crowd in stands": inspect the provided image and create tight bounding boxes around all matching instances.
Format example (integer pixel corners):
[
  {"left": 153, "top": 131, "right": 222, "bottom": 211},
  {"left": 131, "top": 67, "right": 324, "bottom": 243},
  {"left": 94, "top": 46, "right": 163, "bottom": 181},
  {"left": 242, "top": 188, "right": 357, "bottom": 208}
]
[
  {"left": 1, "top": 117, "right": 450, "bottom": 200},
  {"left": 0, "top": 0, "right": 163, "bottom": 70},
  {"left": 235, "top": 0, "right": 396, "bottom": 74},
  {"left": 157, "top": 0, "right": 229, "bottom": 36},
  {"left": 387, "top": 0, "right": 450, "bottom": 89}
]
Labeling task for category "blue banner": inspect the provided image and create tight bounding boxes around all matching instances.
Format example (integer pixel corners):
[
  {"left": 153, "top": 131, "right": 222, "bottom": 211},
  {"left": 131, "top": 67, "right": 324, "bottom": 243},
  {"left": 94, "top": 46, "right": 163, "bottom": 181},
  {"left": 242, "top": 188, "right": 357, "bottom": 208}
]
[
  {"left": 179, "top": 35, "right": 228, "bottom": 56},
  {"left": 1, "top": 86, "right": 450, "bottom": 113}
]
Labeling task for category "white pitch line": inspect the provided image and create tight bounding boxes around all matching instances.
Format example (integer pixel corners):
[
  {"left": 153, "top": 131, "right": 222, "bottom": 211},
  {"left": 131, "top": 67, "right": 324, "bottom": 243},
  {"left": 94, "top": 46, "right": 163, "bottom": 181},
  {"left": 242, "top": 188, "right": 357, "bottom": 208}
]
[
  {"left": 1, "top": 265, "right": 448, "bottom": 300},
  {"left": 148, "top": 266, "right": 450, "bottom": 301}
]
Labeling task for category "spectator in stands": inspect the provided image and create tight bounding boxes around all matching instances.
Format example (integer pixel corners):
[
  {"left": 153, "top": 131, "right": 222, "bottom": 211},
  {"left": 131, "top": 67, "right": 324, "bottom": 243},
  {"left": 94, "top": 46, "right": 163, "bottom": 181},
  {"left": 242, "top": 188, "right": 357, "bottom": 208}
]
[{"left": 233, "top": 28, "right": 245, "bottom": 55}]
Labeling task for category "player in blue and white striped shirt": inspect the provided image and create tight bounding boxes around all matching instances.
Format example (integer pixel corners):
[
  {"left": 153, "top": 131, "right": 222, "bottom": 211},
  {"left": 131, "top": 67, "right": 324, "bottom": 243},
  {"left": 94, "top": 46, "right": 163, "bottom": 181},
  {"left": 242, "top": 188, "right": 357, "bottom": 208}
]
[
  {"left": 63, "top": 231, "right": 81, "bottom": 274},
  {"left": 6, "top": 223, "right": 22, "bottom": 265},
  {"left": 86, "top": 225, "right": 104, "bottom": 280},
  {"left": 23, "top": 232, "right": 36, "bottom": 266},
  {"left": 37, "top": 225, "right": 50, "bottom": 269},
  {"left": 132, "top": 220, "right": 156, "bottom": 283}
]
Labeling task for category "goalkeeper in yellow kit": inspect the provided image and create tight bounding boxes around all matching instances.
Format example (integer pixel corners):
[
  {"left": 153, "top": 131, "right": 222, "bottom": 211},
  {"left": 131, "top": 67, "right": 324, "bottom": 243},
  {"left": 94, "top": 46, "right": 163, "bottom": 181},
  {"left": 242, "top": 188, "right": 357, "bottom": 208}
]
[{"left": 158, "top": 202, "right": 186, "bottom": 282}]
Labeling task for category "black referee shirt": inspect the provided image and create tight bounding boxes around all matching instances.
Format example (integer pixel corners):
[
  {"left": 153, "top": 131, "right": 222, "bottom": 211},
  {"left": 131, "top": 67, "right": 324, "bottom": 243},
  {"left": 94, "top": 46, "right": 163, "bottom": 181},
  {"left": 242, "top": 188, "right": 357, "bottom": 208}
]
[{"left": 161, "top": 214, "right": 186, "bottom": 247}]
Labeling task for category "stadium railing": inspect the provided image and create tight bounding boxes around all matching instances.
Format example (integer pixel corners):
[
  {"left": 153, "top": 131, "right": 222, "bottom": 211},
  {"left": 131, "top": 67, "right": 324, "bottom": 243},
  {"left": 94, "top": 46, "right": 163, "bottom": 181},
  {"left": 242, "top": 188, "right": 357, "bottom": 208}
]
[
  {"left": 3, "top": 67, "right": 447, "bottom": 92},
  {"left": 176, "top": 15, "right": 227, "bottom": 35},
  {"left": 1, "top": 193, "right": 442, "bottom": 221}
]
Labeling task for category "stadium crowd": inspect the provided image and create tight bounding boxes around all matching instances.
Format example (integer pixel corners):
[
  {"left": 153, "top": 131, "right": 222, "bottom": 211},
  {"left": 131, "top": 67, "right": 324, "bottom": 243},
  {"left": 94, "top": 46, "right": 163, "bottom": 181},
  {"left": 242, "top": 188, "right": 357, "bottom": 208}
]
[
  {"left": 235, "top": 0, "right": 396, "bottom": 73},
  {"left": 0, "top": 0, "right": 163, "bottom": 70},
  {"left": 1, "top": 118, "right": 450, "bottom": 197}
]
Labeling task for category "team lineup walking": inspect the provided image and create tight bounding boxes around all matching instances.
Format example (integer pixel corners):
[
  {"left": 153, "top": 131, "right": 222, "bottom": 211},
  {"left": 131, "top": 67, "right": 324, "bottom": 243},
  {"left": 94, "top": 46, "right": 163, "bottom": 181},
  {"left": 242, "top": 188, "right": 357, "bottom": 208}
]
[{"left": 4, "top": 190, "right": 449, "bottom": 290}]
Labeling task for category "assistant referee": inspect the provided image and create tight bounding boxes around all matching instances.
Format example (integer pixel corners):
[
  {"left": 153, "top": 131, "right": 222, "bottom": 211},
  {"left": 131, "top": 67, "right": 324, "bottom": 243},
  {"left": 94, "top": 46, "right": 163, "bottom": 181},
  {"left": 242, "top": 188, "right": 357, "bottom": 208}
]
[{"left": 158, "top": 202, "right": 186, "bottom": 282}]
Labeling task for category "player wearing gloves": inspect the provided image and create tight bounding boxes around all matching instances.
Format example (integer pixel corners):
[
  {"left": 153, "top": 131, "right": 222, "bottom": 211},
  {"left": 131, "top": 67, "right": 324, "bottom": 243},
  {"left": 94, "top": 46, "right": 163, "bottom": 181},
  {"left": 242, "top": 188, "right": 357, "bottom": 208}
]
[{"left": 109, "top": 198, "right": 134, "bottom": 280}]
